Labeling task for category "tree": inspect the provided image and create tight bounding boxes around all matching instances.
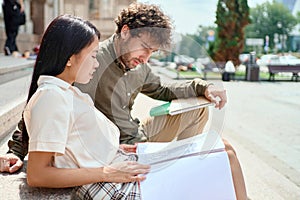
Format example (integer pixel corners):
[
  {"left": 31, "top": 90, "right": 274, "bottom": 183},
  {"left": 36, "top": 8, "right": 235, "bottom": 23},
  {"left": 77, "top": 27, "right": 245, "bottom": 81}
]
[
  {"left": 213, "top": 0, "right": 250, "bottom": 66},
  {"left": 245, "top": 1, "right": 297, "bottom": 51},
  {"left": 296, "top": 11, "right": 300, "bottom": 32}
]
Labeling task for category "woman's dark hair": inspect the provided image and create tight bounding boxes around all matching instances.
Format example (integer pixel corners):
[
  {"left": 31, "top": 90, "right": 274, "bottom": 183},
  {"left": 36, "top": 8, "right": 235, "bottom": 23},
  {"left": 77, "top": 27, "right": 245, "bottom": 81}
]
[{"left": 22, "top": 14, "right": 100, "bottom": 148}]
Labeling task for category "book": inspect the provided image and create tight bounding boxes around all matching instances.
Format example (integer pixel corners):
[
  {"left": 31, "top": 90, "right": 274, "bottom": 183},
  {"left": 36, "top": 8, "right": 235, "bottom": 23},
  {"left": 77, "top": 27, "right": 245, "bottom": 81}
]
[
  {"left": 149, "top": 97, "right": 214, "bottom": 117},
  {"left": 137, "top": 131, "right": 236, "bottom": 200}
]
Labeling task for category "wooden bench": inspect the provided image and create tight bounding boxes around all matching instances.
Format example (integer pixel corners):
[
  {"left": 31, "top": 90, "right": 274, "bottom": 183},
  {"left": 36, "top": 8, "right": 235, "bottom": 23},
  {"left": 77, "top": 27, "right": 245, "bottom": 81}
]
[{"left": 267, "top": 64, "right": 300, "bottom": 81}]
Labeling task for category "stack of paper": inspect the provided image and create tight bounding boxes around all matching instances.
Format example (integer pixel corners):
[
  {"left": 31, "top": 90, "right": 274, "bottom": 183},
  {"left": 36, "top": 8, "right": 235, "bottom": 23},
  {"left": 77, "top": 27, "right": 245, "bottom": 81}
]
[{"left": 137, "top": 131, "right": 236, "bottom": 200}]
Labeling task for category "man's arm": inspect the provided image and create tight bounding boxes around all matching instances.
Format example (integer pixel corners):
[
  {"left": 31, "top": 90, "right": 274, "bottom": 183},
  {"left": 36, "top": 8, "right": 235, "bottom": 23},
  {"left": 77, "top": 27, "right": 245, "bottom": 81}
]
[
  {"left": 141, "top": 64, "right": 211, "bottom": 101},
  {"left": 141, "top": 64, "right": 226, "bottom": 109},
  {"left": 0, "top": 119, "right": 27, "bottom": 173},
  {"left": 7, "top": 119, "right": 28, "bottom": 160}
]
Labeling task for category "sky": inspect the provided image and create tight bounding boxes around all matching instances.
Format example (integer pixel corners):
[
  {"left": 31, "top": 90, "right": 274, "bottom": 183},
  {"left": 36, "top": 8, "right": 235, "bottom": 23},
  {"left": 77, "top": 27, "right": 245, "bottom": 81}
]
[{"left": 139, "top": 0, "right": 271, "bottom": 34}]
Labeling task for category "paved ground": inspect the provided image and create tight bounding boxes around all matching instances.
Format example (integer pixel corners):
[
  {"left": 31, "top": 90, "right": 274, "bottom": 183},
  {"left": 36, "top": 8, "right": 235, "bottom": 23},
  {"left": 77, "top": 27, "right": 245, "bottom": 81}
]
[
  {"left": 134, "top": 67, "right": 300, "bottom": 200},
  {"left": 0, "top": 54, "right": 300, "bottom": 199}
]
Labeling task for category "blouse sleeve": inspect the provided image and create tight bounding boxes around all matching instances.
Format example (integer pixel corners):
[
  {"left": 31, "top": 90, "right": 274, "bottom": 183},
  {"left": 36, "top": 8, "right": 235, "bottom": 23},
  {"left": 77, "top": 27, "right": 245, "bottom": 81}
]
[{"left": 24, "top": 88, "right": 71, "bottom": 155}]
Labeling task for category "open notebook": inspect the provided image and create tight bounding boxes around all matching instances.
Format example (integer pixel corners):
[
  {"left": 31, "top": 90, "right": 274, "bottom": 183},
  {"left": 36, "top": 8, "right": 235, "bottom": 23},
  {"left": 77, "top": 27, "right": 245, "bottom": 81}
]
[
  {"left": 137, "top": 131, "right": 236, "bottom": 200},
  {"left": 150, "top": 97, "right": 214, "bottom": 117}
]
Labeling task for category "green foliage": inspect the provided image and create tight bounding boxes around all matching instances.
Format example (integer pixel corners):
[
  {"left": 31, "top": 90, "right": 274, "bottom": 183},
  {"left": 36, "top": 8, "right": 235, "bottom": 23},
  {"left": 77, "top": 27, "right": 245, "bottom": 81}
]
[
  {"left": 213, "top": 0, "right": 250, "bottom": 66},
  {"left": 245, "top": 1, "right": 297, "bottom": 50},
  {"left": 175, "top": 26, "right": 216, "bottom": 59},
  {"left": 297, "top": 11, "right": 300, "bottom": 33}
]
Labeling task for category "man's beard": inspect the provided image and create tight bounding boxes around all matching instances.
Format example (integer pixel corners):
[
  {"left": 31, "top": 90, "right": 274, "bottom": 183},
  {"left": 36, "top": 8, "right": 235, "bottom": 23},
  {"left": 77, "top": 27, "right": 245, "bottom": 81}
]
[
  {"left": 119, "top": 39, "right": 140, "bottom": 69},
  {"left": 118, "top": 38, "right": 128, "bottom": 65}
]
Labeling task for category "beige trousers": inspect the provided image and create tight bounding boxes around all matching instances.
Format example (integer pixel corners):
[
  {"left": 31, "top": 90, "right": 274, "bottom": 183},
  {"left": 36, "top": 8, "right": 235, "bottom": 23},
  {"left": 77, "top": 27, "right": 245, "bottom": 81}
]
[{"left": 141, "top": 107, "right": 209, "bottom": 142}]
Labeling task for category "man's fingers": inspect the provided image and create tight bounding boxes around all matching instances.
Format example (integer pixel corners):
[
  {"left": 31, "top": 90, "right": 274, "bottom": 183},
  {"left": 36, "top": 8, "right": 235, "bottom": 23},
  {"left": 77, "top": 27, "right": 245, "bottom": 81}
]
[
  {"left": 9, "top": 160, "right": 23, "bottom": 173},
  {"left": 218, "top": 99, "right": 226, "bottom": 109},
  {"left": 0, "top": 159, "right": 10, "bottom": 172},
  {"left": 208, "top": 90, "right": 227, "bottom": 110}
]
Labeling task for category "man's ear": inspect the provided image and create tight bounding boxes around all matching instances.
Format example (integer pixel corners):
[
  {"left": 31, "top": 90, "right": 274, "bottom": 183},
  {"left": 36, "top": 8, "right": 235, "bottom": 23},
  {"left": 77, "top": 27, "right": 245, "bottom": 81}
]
[{"left": 120, "top": 25, "right": 130, "bottom": 41}]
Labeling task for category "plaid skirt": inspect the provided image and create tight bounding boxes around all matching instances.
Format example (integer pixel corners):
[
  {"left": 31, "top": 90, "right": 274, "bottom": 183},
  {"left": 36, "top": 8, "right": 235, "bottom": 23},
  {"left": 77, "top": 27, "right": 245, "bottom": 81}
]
[{"left": 71, "top": 150, "right": 141, "bottom": 200}]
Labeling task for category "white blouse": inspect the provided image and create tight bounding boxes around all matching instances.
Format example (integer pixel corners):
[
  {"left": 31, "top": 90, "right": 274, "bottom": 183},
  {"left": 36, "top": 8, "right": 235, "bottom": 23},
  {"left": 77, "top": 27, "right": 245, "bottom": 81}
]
[{"left": 24, "top": 76, "right": 120, "bottom": 168}]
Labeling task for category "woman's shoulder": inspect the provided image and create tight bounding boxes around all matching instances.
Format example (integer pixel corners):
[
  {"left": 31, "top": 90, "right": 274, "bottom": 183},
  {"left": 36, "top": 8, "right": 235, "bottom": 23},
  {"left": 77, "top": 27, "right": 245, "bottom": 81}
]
[{"left": 27, "top": 84, "right": 72, "bottom": 113}]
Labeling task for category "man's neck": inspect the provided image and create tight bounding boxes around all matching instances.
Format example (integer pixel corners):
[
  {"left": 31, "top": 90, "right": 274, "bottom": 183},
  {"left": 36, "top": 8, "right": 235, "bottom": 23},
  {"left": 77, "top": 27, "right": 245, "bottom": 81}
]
[
  {"left": 113, "top": 35, "right": 122, "bottom": 59},
  {"left": 113, "top": 36, "right": 130, "bottom": 71}
]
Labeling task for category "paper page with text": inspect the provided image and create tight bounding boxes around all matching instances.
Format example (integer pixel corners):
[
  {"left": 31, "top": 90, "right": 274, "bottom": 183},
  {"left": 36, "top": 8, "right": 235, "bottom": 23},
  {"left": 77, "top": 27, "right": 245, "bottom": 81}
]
[{"left": 137, "top": 131, "right": 236, "bottom": 200}]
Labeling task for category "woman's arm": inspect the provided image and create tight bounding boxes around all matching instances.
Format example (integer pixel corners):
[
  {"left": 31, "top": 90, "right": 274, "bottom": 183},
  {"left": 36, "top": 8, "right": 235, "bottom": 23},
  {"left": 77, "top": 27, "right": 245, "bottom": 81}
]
[{"left": 27, "top": 151, "right": 150, "bottom": 188}]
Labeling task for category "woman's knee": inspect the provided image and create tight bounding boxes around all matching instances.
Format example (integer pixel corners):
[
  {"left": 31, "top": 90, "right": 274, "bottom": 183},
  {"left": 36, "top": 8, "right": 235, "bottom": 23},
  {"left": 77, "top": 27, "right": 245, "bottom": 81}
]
[
  {"left": 223, "top": 139, "right": 237, "bottom": 155},
  {"left": 226, "top": 149, "right": 237, "bottom": 166}
]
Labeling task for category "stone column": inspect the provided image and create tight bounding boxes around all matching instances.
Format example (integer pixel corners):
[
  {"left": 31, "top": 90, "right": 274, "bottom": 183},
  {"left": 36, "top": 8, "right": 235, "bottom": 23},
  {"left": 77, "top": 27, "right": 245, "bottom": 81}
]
[{"left": 31, "top": 0, "right": 46, "bottom": 35}]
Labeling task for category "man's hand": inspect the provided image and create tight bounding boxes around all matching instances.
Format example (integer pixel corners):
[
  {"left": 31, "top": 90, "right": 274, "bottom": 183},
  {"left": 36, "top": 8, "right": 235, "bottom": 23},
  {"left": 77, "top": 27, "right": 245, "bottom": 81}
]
[
  {"left": 0, "top": 153, "right": 23, "bottom": 173},
  {"left": 204, "top": 84, "right": 227, "bottom": 109}
]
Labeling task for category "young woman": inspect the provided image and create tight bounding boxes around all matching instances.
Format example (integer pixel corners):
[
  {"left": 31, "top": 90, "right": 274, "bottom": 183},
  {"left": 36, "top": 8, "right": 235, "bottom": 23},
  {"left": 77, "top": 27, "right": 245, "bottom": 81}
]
[{"left": 23, "top": 14, "right": 150, "bottom": 199}]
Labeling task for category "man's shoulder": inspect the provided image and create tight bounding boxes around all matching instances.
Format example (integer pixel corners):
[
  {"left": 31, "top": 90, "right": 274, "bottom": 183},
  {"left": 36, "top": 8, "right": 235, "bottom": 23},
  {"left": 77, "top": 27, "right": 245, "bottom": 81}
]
[
  {"left": 98, "top": 36, "right": 115, "bottom": 58},
  {"left": 135, "top": 63, "right": 154, "bottom": 74}
]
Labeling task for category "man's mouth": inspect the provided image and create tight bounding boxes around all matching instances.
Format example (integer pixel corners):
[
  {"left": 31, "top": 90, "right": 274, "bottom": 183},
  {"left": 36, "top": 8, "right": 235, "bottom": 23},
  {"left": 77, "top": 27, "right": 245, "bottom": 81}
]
[{"left": 132, "top": 59, "right": 141, "bottom": 66}]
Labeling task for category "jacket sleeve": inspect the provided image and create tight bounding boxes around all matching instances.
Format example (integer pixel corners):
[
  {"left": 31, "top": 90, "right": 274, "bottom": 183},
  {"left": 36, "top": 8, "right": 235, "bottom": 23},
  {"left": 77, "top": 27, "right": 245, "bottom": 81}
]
[
  {"left": 7, "top": 119, "right": 28, "bottom": 161},
  {"left": 141, "top": 65, "right": 211, "bottom": 101}
]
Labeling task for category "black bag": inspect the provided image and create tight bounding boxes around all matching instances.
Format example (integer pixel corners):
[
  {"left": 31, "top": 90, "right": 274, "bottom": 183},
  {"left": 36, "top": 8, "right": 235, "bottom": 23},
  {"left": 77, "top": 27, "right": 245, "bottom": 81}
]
[
  {"left": 15, "top": 1, "right": 26, "bottom": 25},
  {"left": 18, "top": 11, "right": 26, "bottom": 25}
]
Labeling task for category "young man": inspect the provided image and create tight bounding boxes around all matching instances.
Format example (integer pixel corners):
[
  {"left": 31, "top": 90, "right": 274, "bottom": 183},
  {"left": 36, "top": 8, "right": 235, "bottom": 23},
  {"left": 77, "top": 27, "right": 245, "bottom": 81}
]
[{"left": 1, "top": 3, "right": 246, "bottom": 199}]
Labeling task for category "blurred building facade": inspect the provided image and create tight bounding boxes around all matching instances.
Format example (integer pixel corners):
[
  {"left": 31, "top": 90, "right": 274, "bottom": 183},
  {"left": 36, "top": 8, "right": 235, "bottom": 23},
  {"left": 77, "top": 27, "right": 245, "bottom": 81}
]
[{"left": 0, "top": 0, "right": 135, "bottom": 54}]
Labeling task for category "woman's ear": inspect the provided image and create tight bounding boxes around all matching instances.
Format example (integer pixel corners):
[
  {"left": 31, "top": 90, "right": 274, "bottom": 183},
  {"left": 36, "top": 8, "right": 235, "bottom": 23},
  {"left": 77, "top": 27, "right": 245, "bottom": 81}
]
[
  {"left": 120, "top": 25, "right": 130, "bottom": 41},
  {"left": 66, "top": 60, "right": 72, "bottom": 67}
]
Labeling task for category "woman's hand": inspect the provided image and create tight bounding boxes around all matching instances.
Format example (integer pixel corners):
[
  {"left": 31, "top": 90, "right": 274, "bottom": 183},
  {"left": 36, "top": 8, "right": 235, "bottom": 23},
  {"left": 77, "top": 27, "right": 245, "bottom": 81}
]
[
  {"left": 119, "top": 144, "right": 137, "bottom": 153},
  {"left": 102, "top": 161, "right": 150, "bottom": 183}
]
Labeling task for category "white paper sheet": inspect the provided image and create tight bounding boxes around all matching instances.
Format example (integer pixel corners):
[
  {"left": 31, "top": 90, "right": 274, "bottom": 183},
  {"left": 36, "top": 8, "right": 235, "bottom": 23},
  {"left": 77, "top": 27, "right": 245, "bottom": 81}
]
[{"left": 137, "top": 132, "right": 236, "bottom": 200}]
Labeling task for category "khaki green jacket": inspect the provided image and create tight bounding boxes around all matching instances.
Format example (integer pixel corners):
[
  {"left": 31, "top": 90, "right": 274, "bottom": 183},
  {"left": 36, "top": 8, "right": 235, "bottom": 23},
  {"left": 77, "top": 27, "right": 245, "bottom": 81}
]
[{"left": 75, "top": 35, "right": 210, "bottom": 144}]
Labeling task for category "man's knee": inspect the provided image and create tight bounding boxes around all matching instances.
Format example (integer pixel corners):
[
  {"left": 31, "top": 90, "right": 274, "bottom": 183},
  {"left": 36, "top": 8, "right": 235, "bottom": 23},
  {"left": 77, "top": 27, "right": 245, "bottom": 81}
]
[
  {"left": 188, "top": 107, "right": 209, "bottom": 126},
  {"left": 198, "top": 107, "right": 209, "bottom": 120}
]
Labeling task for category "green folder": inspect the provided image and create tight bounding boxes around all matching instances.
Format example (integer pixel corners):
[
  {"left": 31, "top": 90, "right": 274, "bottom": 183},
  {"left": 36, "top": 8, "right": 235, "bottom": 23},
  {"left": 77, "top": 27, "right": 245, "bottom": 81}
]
[
  {"left": 150, "top": 97, "right": 214, "bottom": 117},
  {"left": 149, "top": 102, "right": 171, "bottom": 117}
]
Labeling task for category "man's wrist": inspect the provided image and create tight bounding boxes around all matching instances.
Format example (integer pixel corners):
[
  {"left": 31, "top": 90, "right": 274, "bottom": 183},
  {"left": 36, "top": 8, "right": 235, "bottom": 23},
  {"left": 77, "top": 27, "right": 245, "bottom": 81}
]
[{"left": 7, "top": 140, "right": 26, "bottom": 161}]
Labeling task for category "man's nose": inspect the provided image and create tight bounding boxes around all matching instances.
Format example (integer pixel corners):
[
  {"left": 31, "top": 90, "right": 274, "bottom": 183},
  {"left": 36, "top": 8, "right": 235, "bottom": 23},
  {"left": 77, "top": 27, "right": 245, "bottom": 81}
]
[
  {"left": 95, "top": 59, "right": 100, "bottom": 68},
  {"left": 141, "top": 49, "right": 152, "bottom": 63}
]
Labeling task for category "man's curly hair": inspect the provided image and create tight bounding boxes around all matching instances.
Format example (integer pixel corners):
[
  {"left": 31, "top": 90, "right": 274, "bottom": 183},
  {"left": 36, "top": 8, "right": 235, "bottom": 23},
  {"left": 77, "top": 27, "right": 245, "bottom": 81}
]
[{"left": 115, "top": 2, "right": 173, "bottom": 49}]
